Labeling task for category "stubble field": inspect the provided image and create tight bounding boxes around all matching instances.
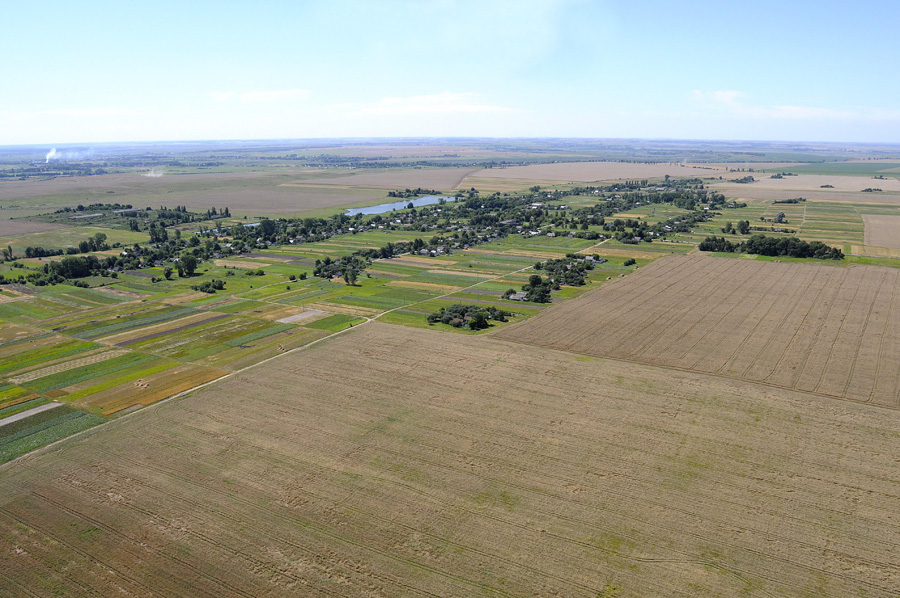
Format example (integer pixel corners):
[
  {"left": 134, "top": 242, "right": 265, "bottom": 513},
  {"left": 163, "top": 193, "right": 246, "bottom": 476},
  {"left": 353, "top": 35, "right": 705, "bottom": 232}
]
[
  {"left": 710, "top": 175, "right": 900, "bottom": 205},
  {"left": 0, "top": 171, "right": 390, "bottom": 217},
  {"left": 298, "top": 167, "right": 478, "bottom": 189},
  {"left": 495, "top": 254, "right": 900, "bottom": 407},
  {"left": 862, "top": 214, "right": 900, "bottom": 249},
  {"left": 1, "top": 322, "right": 899, "bottom": 597}
]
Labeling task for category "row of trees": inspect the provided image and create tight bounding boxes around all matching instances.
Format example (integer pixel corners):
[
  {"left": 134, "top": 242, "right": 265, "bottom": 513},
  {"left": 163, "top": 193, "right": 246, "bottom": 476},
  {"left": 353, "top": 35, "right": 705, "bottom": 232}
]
[
  {"left": 721, "top": 220, "right": 751, "bottom": 234},
  {"left": 699, "top": 235, "right": 844, "bottom": 259}
]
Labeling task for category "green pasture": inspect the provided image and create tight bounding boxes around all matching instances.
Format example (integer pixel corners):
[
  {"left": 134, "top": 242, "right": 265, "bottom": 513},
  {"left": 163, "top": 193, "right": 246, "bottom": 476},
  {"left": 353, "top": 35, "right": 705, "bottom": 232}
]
[{"left": 0, "top": 226, "right": 148, "bottom": 252}]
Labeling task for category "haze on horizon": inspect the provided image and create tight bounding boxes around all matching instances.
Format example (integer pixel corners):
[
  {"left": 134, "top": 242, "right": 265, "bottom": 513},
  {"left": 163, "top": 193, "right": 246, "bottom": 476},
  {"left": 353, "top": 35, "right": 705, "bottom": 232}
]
[{"left": 3, "top": 0, "right": 898, "bottom": 146}]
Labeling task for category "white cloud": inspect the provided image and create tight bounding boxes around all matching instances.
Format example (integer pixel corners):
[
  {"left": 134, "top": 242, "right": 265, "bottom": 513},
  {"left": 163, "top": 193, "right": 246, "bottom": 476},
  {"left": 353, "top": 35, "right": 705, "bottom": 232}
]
[
  {"left": 210, "top": 89, "right": 310, "bottom": 103},
  {"left": 691, "top": 89, "right": 900, "bottom": 121},
  {"left": 349, "top": 92, "right": 522, "bottom": 117}
]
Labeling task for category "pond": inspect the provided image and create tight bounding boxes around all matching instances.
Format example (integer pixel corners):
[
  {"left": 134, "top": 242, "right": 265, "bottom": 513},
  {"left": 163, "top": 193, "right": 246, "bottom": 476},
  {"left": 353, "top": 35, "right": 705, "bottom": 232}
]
[{"left": 345, "top": 195, "right": 451, "bottom": 216}]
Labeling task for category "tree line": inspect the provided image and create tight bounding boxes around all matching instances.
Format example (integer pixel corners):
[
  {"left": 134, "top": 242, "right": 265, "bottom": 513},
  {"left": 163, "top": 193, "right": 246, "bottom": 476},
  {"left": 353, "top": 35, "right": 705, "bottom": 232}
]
[{"left": 699, "top": 234, "right": 844, "bottom": 259}]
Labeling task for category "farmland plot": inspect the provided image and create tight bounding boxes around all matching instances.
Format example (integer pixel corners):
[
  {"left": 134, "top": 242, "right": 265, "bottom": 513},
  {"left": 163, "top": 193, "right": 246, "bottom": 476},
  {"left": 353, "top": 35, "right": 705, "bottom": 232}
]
[
  {"left": 863, "top": 214, "right": 900, "bottom": 249},
  {"left": 297, "top": 167, "right": 477, "bottom": 189},
  {"left": 495, "top": 254, "right": 900, "bottom": 407},
  {"left": 462, "top": 162, "right": 711, "bottom": 188},
  {"left": 1, "top": 324, "right": 899, "bottom": 596}
]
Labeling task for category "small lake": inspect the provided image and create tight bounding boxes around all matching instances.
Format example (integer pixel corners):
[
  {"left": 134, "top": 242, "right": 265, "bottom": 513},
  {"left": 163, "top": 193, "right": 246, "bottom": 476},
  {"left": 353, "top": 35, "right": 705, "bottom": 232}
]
[{"left": 346, "top": 195, "right": 450, "bottom": 216}]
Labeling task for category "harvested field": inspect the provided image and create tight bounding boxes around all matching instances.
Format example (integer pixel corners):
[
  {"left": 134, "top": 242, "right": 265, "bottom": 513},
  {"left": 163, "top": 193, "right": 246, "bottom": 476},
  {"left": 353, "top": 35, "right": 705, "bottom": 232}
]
[
  {"left": 296, "top": 167, "right": 477, "bottom": 189},
  {"left": 1, "top": 323, "right": 899, "bottom": 596},
  {"left": 0, "top": 220, "right": 69, "bottom": 236},
  {"left": 711, "top": 179, "right": 900, "bottom": 205},
  {"left": 0, "top": 171, "right": 386, "bottom": 215},
  {"left": 725, "top": 174, "right": 900, "bottom": 193},
  {"left": 863, "top": 214, "right": 900, "bottom": 249},
  {"left": 849, "top": 245, "right": 900, "bottom": 258},
  {"left": 463, "top": 162, "right": 709, "bottom": 185},
  {"left": 495, "top": 254, "right": 900, "bottom": 407}
]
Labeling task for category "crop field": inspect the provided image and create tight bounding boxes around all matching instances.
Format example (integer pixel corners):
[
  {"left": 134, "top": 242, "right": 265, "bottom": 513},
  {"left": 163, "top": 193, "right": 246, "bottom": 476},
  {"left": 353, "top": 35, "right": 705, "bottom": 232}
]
[
  {"left": 863, "top": 214, "right": 900, "bottom": 249},
  {"left": 496, "top": 254, "right": 900, "bottom": 407},
  {"left": 0, "top": 220, "right": 661, "bottom": 462},
  {"left": 759, "top": 161, "right": 900, "bottom": 177},
  {"left": 0, "top": 170, "right": 391, "bottom": 218},
  {"left": 1, "top": 323, "right": 899, "bottom": 596},
  {"left": 298, "top": 167, "right": 477, "bottom": 189},
  {"left": 460, "top": 161, "right": 720, "bottom": 189},
  {"left": 710, "top": 177, "right": 900, "bottom": 206},
  {"left": 5, "top": 140, "right": 900, "bottom": 595},
  {"left": 0, "top": 220, "right": 68, "bottom": 236}
]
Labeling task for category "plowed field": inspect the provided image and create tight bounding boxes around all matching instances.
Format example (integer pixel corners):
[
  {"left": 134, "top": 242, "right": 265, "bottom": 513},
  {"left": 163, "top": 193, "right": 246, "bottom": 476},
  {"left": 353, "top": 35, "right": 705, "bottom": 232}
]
[
  {"left": 1, "top": 324, "right": 899, "bottom": 597},
  {"left": 495, "top": 255, "right": 900, "bottom": 407}
]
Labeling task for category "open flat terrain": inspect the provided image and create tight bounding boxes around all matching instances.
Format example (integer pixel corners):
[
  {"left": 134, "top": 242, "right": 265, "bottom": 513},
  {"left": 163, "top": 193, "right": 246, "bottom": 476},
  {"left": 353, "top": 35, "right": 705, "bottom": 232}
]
[
  {"left": 299, "top": 167, "right": 477, "bottom": 189},
  {"left": 863, "top": 214, "right": 900, "bottom": 249},
  {"left": 0, "top": 171, "right": 389, "bottom": 216},
  {"left": 495, "top": 254, "right": 900, "bottom": 407},
  {"left": 4, "top": 140, "right": 900, "bottom": 596},
  {"left": 461, "top": 162, "right": 713, "bottom": 191},
  {"left": 0, "top": 220, "right": 69, "bottom": 237},
  {"left": 710, "top": 175, "right": 900, "bottom": 206},
  {"left": 2, "top": 322, "right": 899, "bottom": 597}
]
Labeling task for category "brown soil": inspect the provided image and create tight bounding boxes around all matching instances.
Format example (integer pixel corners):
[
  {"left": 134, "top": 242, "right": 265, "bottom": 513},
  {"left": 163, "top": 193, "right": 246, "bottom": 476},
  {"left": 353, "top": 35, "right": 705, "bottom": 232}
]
[
  {"left": 0, "top": 323, "right": 898, "bottom": 596},
  {"left": 495, "top": 254, "right": 900, "bottom": 407},
  {"left": 862, "top": 214, "right": 900, "bottom": 249}
]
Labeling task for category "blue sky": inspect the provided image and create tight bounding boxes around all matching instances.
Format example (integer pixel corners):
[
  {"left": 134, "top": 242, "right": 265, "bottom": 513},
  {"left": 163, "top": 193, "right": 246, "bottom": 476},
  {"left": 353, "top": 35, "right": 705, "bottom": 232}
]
[{"left": 3, "top": 0, "right": 899, "bottom": 145}]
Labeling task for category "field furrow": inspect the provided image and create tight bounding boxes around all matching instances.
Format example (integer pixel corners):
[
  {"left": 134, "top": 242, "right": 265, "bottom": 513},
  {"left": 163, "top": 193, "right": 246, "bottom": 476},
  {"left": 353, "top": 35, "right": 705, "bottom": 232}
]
[{"left": 495, "top": 254, "right": 900, "bottom": 407}]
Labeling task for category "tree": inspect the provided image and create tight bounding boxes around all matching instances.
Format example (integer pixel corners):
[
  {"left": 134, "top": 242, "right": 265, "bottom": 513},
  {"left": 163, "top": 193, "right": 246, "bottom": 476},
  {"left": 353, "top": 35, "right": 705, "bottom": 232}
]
[
  {"left": 180, "top": 254, "right": 198, "bottom": 276},
  {"left": 163, "top": 267, "right": 173, "bottom": 280},
  {"left": 736, "top": 220, "right": 750, "bottom": 234},
  {"left": 342, "top": 267, "right": 358, "bottom": 286},
  {"left": 774, "top": 212, "right": 786, "bottom": 224},
  {"left": 469, "top": 311, "right": 489, "bottom": 330}
]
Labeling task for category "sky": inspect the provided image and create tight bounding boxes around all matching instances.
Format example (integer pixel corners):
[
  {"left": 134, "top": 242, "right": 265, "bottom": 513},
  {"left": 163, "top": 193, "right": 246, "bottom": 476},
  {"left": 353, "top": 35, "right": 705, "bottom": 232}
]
[{"left": 2, "top": 0, "right": 899, "bottom": 145}]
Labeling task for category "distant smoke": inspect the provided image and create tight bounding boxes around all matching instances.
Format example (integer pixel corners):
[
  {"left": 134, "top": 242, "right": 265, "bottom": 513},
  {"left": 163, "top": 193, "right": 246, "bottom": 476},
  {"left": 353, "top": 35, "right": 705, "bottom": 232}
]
[
  {"left": 143, "top": 167, "right": 164, "bottom": 178},
  {"left": 44, "top": 147, "right": 95, "bottom": 162}
]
